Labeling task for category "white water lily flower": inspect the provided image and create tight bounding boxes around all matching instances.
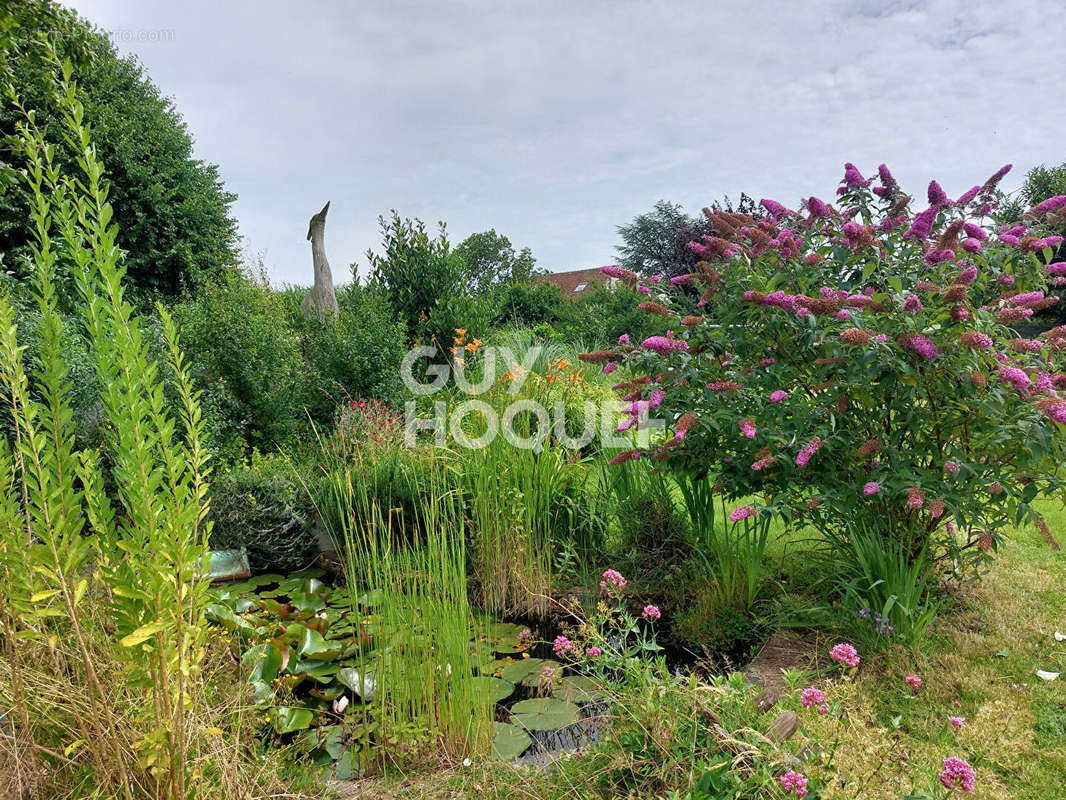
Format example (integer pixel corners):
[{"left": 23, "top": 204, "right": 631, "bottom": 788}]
[{"left": 1035, "top": 670, "right": 1060, "bottom": 681}]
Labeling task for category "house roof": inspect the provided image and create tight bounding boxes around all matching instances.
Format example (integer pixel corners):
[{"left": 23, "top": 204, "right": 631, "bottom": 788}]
[{"left": 536, "top": 267, "right": 607, "bottom": 298}]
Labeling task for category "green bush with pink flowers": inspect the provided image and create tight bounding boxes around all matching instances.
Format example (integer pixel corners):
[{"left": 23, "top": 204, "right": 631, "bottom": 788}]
[{"left": 596, "top": 164, "right": 1066, "bottom": 584}]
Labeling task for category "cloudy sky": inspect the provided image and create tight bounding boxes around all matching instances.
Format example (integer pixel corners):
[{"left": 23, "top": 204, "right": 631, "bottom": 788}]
[{"left": 69, "top": 0, "right": 1065, "bottom": 286}]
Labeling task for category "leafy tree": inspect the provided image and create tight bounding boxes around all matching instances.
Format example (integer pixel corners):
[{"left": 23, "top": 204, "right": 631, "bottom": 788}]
[
  {"left": 616, "top": 196, "right": 762, "bottom": 280},
  {"left": 0, "top": 0, "right": 238, "bottom": 301},
  {"left": 1020, "top": 162, "right": 1066, "bottom": 207},
  {"left": 454, "top": 228, "right": 539, "bottom": 294},
  {"left": 364, "top": 212, "right": 488, "bottom": 352},
  {"left": 616, "top": 200, "right": 694, "bottom": 278},
  {"left": 489, "top": 279, "right": 574, "bottom": 330}
]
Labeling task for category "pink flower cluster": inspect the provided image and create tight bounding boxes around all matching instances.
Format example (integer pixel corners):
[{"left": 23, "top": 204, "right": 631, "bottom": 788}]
[
  {"left": 642, "top": 604, "right": 661, "bottom": 620},
  {"left": 739, "top": 417, "right": 757, "bottom": 439},
  {"left": 729, "top": 505, "right": 756, "bottom": 522},
  {"left": 905, "top": 674, "right": 922, "bottom": 691},
  {"left": 800, "top": 687, "right": 828, "bottom": 714},
  {"left": 779, "top": 770, "right": 809, "bottom": 797},
  {"left": 939, "top": 756, "right": 976, "bottom": 793},
  {"left": 599, "top": 569, "right": 627, "bottom": 597},
  {"left": 641, "top": 336, "right": 689, "bottom": 355},
  {"left": 552, "top": 635, "right": 572, "bottom": 657},
  {"left": 829, "top": 642, "right": 860, "bottom": 668},
  {"left": 795, "top": 437, "right": 823, "bottom": 467}
]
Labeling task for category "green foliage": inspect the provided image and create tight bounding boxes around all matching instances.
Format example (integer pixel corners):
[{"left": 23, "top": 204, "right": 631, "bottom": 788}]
[
  {"left": 489, "top": 279, "right": 577, "bottom": 330},
  {"left": 173, "top": 267, "right": 304, "bottom": 455},
  {"left": 557, "top": 281, "right": 669, "bottom": 346},
  {"left": 364, "top": 212, "right": 488, "bottom": 351},
  {"left": 208, "top": 455, "right": 318, "bottom": 573},
  {"left": 0, "top": 2, "right": 238, "bottom": 300},
  {"left": 454, "top": 227, "right": 539, "bottom": 294},
  {"left": 281, "top": 282, "right": 406, "bottom": 424},
  {"left": 0, "top": 57, "right": 212, "bottom": 798},
  {"left": 836, "top": 524, "right": 941, "bottom": 649}
]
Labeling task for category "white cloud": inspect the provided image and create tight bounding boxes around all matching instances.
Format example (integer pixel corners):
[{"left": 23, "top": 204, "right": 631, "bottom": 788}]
[{"left": 70, "top": 0, "right": 1066, "bottom": 284}]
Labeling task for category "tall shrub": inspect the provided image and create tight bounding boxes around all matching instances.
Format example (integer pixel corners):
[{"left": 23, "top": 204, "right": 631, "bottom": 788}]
[
  {"left": 594, "top": 163, "right": 1066, "bottom": 577},
  {"left": 0, "top": 60, "right": 212, "bottom": 798}
]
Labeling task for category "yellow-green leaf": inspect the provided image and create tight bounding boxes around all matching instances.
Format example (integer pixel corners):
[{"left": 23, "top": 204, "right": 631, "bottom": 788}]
[
  {"left": 119, "top": 621, "right": 167, "bottom": 648},
  {"left": 30, "top": 589, "right": 60, "bottom": 603},
  {"left": 73, "top": 578, "right": 88, "bottom": 605}
]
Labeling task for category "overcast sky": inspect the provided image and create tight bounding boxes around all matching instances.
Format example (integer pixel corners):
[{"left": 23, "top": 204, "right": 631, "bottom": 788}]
[{"left": 68, "top": 0, "right": 1065, "bottom": 287}]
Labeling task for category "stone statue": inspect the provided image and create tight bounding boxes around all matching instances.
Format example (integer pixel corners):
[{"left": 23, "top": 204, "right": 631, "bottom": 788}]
[{"left": 301, "top": 201, "right": 340, "bottom": 319}]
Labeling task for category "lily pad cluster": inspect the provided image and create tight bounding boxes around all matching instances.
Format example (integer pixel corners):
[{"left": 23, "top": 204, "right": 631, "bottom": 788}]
[{"left": 209, "top": 576, "right": 605, "bottom": 768}]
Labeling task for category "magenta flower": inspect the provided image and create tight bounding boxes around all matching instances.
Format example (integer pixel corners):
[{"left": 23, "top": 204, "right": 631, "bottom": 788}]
[
  {"left": 601, "top": 265, "right": 625, "bottom": 278},
  {"left": 729, "top": 505, "right": 756, "bottom": 522},
  {"left": 943, "top": 461, "right": 960, "bottom": 474},
  {"left": 1048, "top": 263, "right": 1066, "bottom": 276},
  {"left": 960, "top": 237, "right": 981, "bottom": 253},
  {"left": 642, "top": 604, "right": 661, "bottom": 620},
  {"left": 602, "top": 362, "right": 617, "bottom": 375},
  {"left": 769, "top": 390, "right": 788, "bottom": 403},
  {"left": 587, "top": 646, "right": 602, "bottom": 658},
  {"left": 642, "top": 336, "right": 688, "bottom": 355},
  {"left": 904, "top": 206, "right": 938, "bottom": 240},
  {"left": 795, "top": 437, "right": 823, "bottom": 467},
  {"left": 618, "top": 333, "right": 630, "bottom": 345},
  {"left": 843, "top": 162, "right": 869, "bottom": 188},
  {"left": 949, "top": 715, "right": 966, "bottom": 728},
  {"left": 928, "top": 180, "right": 950, "bottom": 206},
  {"left": 760, "top": 198, "right": 789, "bottom": 217},
  {"left": 997, "top": 366, "right": 1031, "bottom": 390},
  {"left": 739, "top": 417, "right": 757, "bottom": 439},
  {"left": 905, "top": 674, "right": 922, "bottom": 691},
  {"left": 1028, "top": 195, "right": 1066, "bottom": 217},
  {"left": 900, "top": 333, "right": 938, "bottom": 360},
  {"left": 903, "top": 294, "right": 923, "bottom": 314},
  {"left": 939, "top": 756, "right": 976, "bottom": 793},
  {"left": 836, "top": 309, "right": 852, "bottom": 320},
  {"left": 829, "top": 643, "right": 860, "bottom": 668},
  {"left": 1044, "top": 402, "right": 1066, "bottom": 424},
  {"left": 518, "top": 628, "right": 533, "bottom": 647},
  {"left": 637, "top": 285, "right": 650, "bottom": 295},
  {"left": 779, "top": 770, "right": 809, "bottom": 797},
  {"left": 999, "top": 274, "right": 1016, "bottom": 286},
  {"left": 552, "top": 635, "right": 572, "bottom": 657},
  {"left": 807, "top": 196, "right": 831, "bottom": 218},
  {"left": 800, "top": 687, "right": 827, "bottom": 708},
  {"left": 540, "top": 665, "right": 555, "bottom": 681},
  {"left": 863, "top": 481, "right": 881, "bottom": 496},
  {"left": 955, "top": 185, "right": 981, "bottom": 206}
]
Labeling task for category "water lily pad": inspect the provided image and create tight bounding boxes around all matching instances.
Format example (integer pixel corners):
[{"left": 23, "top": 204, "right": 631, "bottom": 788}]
[
  {"left": 492, "top": 722, "right": 532, "bottom": 761},
  {"left": 273, "top": 705, "right": 314, "bottom": 733},
  {"left": 481, "top": 656, "right": 518, "bottom": 676},
  {"left": 552, "top": 675, "right": 606, "bottom": 703},
  {"left": 478, "top": 621, "right": 528, "bottom": 654},
  {"left": 510, "top": 697, "right": 581, "bottom": 731},
  {"left": 337, "top": 667, "right": 376, "bottom": 701},
  {"left": 500, "top": 658, "right": 560, "bottom": 687},
  {"left": 472, "top": 675, "right": 514, "bottom": 703}
]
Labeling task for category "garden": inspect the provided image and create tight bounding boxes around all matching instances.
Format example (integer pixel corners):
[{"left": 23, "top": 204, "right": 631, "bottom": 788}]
[{"left": 2, "top": 6, "right": 1066, "bottom": 800}]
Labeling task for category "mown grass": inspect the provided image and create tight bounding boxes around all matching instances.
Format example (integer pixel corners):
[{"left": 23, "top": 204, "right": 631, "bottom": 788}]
[{"left": 327, "top": 500, "right": 1066, "bottom": 800}]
